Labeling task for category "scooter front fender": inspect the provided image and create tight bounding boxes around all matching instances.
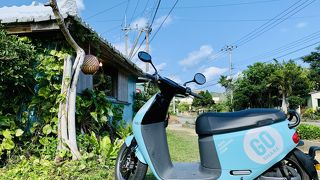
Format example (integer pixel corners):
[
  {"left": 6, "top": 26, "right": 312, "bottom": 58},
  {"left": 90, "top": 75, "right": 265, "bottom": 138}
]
[{"left": 125, "top": 135, "right": 146, "bottom": 164}]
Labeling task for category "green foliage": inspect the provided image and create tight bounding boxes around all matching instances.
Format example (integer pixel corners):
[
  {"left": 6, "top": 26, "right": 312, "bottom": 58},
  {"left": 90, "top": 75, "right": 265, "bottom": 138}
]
[
  {"left": 78, "top": 132, "right": 123, "bottom": 162},
  {"left": 302, "top": 46, "right": 320, "bottom": 90},
  {"left": 0, "top": 30, "right": 36, "bottom": 117},
  {"left": 288, "top": 96, "right": 304, "bottom": 109},
  {"left": 211, "top": 102, "right": 229, "bottom": 112},
  {"left": 297, "top": 124, "right": 320, "bottom": 140},
  {"left": 0, "top": 155, "right": 113, "bottom": 179},
  {"left": 192, "top": 90, "right": 215, "bottom": 109},
  {"left": 76, "top": 89, "right": 124, "bottom": 138},
  {"left": 302, "top": 108, "right": 320, "bottom": 120},
  {"left": 229, "top": 61, "right": 312, "bottom": 110},
  {"left": 133, "top": 82, "right": 159, "bottom": 113},
  {"left": 177, "top": 102, "right": 190, "bottom": 113},
  {"left": 0, "top": 28, "right": 131, "bottom": 178}
]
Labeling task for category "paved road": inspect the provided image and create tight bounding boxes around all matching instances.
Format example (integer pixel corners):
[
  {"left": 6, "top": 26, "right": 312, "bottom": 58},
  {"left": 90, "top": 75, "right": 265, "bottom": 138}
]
[{"left": 303, "top": 121, "right": 320, "bottom": 127}]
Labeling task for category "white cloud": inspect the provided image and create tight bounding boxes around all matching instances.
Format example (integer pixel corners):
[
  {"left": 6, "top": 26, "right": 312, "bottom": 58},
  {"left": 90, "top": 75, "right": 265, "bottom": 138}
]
[
  {"left": 179, "top": 45, "right": 215, "bottom": 67},
  {"left": 154, "top": 15, "right": 173, "bottom": 29},
  {"left": 296, "top": 22, "right": 307, "bottom": 28},
  {"left": 131, "top": 17, "right": 148, "bottom": 28},
  {"left": 130, "top": 15, "right": 173, "bottom": 29},
  {"left": 202, "top": 66, "right": 228, "bottom": 81}
]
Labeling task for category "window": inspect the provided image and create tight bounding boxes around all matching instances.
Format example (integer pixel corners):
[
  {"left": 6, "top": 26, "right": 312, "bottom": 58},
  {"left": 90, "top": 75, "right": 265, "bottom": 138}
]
[
  {"left": 93, "top": 66, "right": 129, "bottom": 103},
  {"left": 318, "top": 99, "right": 320, "bottom": 109},
  {"left": 93, "top": 66, "right": 115, "bottom": 97}
]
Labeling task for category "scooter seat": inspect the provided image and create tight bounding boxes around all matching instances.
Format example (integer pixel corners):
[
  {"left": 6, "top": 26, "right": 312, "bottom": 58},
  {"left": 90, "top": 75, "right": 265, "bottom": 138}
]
[{"left": 196, "top": 108, "right": 286, "bottom": 135}]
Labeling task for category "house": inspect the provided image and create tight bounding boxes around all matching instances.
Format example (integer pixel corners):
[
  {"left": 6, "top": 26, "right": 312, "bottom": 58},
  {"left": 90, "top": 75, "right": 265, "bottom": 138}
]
[
  {"left": 308, "top": 91, "right": 320, "bottom": 110},
  {"left": 0, "top": 1, "right": 143, "bottom": 122}
]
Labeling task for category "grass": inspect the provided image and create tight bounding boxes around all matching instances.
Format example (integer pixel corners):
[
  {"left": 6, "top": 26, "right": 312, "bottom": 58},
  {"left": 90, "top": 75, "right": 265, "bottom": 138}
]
[{"left": 145, "top": 129, "right": 198, "bottom": 179}]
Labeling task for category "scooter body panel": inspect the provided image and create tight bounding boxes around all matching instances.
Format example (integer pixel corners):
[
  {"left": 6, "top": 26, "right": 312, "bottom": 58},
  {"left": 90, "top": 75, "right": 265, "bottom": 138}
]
[
  {"left": 129, "top": 93, "right": 298, "bottom": 179},
  {"left": 131, "top": 94, "right": 162, "bottom": 179},
  {"left": 213, "top": 120, "right": 297, "bottom": 179}
]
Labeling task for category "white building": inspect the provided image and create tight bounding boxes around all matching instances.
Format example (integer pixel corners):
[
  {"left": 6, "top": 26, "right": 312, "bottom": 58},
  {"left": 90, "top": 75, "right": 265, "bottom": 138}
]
[{"left": 308, "top": 91, "right": 320, "bottom": 110}]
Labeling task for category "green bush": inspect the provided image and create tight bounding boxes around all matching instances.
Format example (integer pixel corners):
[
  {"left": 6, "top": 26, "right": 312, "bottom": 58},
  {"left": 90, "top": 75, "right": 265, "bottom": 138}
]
[
  {"left": 302, "top": 108, "right": 320, "bottom": 120},
  {"left": 297, "top": 124, "right": 320, "bottom": 140},
  {"left": 0, "top": 155, "right": 114, "bottom": 179}
]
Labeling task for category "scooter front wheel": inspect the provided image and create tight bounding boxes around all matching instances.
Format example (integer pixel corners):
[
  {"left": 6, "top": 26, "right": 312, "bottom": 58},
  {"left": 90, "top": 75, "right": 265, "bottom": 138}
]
[{"left": 115, "top": 143, "right": 148, "bottom": 180}]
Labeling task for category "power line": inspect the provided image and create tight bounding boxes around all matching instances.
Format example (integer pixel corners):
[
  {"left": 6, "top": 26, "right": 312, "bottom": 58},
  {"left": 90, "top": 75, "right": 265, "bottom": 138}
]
[
  {"left": 176, "top": 15, "right": 320, "bottom": 23},
  {"left": 85, "top": 1, "right": 127, "bottom": 20},
  {"left": 150, "top": 0, "right": 179, "bottom": 43},
  {"left": 236, "top": 30, "right": 320, "bottom": 64},
  {"left": 235, "top": 0, "right": 316, "bottom": 47},
  {"left": 149, "top": 0, "right": 162, "bottom": 27},
  {"left": 121, "top": 0, "right": 131, "bottom": 27},
  {"left": 233, "top": 0, "right": 304, "bottom": 45},
  {"left": 161, "top": 0, "right": 280, "bottom": 9},
  {"left": 234, "top": 40, "right": 320, "bottom": 70},
  {"left": 272, "top": 40, "right": 320, "bottom": 60},
  {"left": 129, "top": 0, "right": 141, "bottom": 25}
]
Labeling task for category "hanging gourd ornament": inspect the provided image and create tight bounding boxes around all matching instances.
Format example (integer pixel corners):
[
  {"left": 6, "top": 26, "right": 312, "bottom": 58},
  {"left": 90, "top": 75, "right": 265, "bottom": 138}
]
[{"left": 81, "top": 54, "right": 100, "bottom": 74}]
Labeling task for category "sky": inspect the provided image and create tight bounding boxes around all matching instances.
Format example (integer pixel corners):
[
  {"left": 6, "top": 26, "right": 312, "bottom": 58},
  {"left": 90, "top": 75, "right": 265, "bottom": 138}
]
[{"left": 1, "top": 0, "right": 320, "bottom": 92}]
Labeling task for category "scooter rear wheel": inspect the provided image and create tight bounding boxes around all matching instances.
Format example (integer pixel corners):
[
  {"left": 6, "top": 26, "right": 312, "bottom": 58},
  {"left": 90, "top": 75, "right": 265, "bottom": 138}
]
[
  {"left": 115, "top": 143, "right": 147, "bottom": 180},
  {"left": 284, "top": 154, "right": 310, "bottom": 180}
]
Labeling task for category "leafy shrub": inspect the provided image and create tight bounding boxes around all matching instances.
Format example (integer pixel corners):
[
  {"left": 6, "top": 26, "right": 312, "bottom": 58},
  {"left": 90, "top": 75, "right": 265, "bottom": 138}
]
[
  {"left": 302, "top": 108, "right": 320, "bottom": 120},
  {"left": 0, "top": 155, "right": 114, "bottom": 179},
  {"left": 297, "top": 124, "right": 320, "bottom": 140}
]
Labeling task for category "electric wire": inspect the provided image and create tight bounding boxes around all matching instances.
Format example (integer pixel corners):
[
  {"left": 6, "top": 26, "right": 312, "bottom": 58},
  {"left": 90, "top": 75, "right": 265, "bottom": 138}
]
[
  {"left": 161, "top": 0, "right": 280, "bottom": 9},
  {"left": 233, "top": 0, "right": 304, "bottom": 46},
  {"left": 236, "top": 30, "right": 320, "bottom": 64},
  {"left": 129, "top": 0, "right": 141, "bottom": 25},
  {"left": 235, "top": 0, "right": 316, "bottom": 47},
  {"left": 150, "top": 0, "right": 179, "bottom": 43},
  {"left": 131, "top": 0, "right": 178, "bottom": 61},
  {"left": 85, "top": 1, "right": 127, "bottom": 20},
  {"left": 176, "top": 15, "right": 320, "bottom": 23},
  {"left": 149, "top": 0, "right": 162, "bottom": 27}
]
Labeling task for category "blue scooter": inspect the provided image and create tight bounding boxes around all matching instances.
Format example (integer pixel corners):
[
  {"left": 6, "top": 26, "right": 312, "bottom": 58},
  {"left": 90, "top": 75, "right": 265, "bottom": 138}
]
[{"left": 115, "top": 51, "right": 320, "bottom": 180}]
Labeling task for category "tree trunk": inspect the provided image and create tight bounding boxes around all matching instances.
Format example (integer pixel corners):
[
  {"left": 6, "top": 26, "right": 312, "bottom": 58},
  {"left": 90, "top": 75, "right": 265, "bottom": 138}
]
[
  {"left": 281, "top": 94, "right": 288, "bottom": 114},
  {"left": 50, "top": 0, "right": 84, "bottom": 160}
]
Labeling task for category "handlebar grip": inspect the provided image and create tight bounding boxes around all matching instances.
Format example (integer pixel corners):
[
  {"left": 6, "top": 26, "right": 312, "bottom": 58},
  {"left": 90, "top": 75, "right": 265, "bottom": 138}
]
[{"left": 190, "top": 91, "right": 203, "bottom": 99}]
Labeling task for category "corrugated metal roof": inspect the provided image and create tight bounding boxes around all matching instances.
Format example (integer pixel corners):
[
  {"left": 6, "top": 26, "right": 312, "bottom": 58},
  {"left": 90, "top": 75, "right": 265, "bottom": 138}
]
[{"left": 0, "top": 1, "right": 77, "bottom": 23}]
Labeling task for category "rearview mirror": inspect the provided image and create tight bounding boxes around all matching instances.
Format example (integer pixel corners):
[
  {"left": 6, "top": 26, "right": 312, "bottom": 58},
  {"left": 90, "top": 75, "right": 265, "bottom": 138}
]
[
  {"left": 194, "top": 73, "right": 206, "bottom": 85},
  {"left": 183, "top": 73, "right": 206, "bottom": 86},
  {"left": 138, "top": 51, "right": 152, "bottom": 63}
]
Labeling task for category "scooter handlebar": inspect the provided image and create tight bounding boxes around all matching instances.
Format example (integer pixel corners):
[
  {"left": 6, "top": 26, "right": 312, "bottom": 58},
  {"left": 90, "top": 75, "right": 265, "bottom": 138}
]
[
  {"left": 186, "top": 87, "right": 203, "bottom": 99},
  {"left": 143, "top": 73, "right": 202, "bottom": 98},
  {"left": 144, "top": 73, "right": 158, "bottom": 81}
]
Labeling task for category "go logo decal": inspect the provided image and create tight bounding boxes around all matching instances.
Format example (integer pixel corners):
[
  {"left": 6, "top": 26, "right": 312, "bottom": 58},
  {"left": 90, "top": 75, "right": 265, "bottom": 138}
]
[{"left": 243, "top": 127, "right": 283, "bottom": 164}]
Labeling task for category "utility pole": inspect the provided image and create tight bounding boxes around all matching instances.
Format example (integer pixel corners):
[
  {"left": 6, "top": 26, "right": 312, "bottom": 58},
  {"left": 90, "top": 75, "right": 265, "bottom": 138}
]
[
  {"left": 143, "top": 25, "right": 151, "bottom": 72},
  {"left": 221, "top": 45, "right": 237, "bottom": 111}
]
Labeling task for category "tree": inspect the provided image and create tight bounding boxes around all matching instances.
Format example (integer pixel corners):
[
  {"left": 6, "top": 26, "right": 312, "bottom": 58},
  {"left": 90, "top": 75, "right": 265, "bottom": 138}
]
[
  {"left": 49, "top": 0, "right": 84, "bottom": 160},
  {"left": 192, "top": 90, "right": 215, "bottom": 110},
  {"left": 230, "top": 61, "right": 311, "bottom": 112},
  {"left": 302, "top": 46, "right": 320, "bottom": 90},
  {"left": 270, "top": 60, "right": 312, "bottom": 113},
  {"left": 232, "top": 62, "right": 279, "bottom": 110}
]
